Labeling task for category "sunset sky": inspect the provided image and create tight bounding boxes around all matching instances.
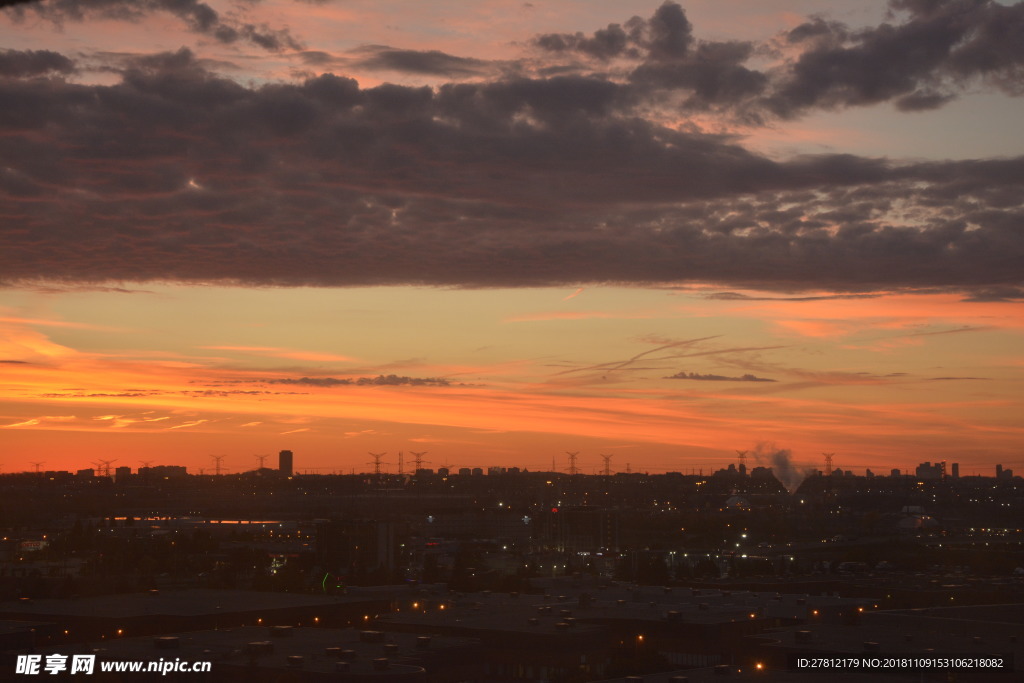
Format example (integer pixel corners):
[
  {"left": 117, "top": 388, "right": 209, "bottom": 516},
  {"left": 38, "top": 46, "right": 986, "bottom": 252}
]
[{"left": 2, "top": 0, "right": 1022, "bottom": 476}]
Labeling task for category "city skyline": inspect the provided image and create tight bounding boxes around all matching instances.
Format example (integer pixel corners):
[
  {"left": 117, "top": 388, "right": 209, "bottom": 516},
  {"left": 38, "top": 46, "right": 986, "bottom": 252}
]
[
  {"left": 7, "top": 451, "right": 1012, "bottom": 480},
  {"left": 2, "top": 0, "right": 1023, "bottom": 475}
]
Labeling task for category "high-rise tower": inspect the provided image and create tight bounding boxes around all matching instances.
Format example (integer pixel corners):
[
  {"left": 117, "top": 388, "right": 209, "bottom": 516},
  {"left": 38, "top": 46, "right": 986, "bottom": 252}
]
[{"left": 279, "top": 449, "right": 294, "bottom": 476}]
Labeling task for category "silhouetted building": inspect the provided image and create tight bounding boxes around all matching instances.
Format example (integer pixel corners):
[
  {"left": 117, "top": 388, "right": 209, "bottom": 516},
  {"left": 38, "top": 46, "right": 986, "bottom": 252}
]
[
  {"left": 316, "top": 520, "right": 400, "bottom": 579},
  {"left": 541, "top": 506, "right": 620, "bottom": 553},
  {"left": 278, "top": 450, "right": 293, "bottom": 476},
  {"left": 138, "top": 465, "right": 187, "bottom": 479}
]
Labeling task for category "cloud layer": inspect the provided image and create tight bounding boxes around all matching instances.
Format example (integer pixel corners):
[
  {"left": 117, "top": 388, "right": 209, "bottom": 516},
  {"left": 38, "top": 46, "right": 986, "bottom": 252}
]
[
  {"left": 0, "top": 1, "right": 1022, "bottom": 294},
  {"left": 4, "top": 0, "right": 303, "bottom": 51}
]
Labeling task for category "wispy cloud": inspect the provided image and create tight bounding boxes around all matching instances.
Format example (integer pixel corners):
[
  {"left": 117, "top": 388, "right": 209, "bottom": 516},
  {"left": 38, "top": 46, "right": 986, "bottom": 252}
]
[
  {"left": 562, "top": 288, "right": 585, "bottom": 301},
  {"left": 2, "top": 415, "right": 76, "bottom": 429},
  {"left": 550, "top": 337, "right": 722, "bottom": 378},
  {"left": 201, "top": 346, "right": 356, "bottom": 363},
  {"left": 0, "top": 316, "right": 122, "bottom": 331},
  {"left": 166, "top": 419, "right": 210, "bottom": 430},
  {"left": 774, "top": 319, "right": 855, "bottom": 339},
  {"left": 504, "top": 310, "right": 663, "bottom": 323},
  {"left": 665, "top": 371, "right": 775, "bottom": 382}
]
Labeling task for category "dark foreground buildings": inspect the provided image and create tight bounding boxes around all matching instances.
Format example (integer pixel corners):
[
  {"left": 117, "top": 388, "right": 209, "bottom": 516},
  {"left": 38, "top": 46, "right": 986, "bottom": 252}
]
[{"left": 0, "top": 464, "right": 1021, "bottom": 679}]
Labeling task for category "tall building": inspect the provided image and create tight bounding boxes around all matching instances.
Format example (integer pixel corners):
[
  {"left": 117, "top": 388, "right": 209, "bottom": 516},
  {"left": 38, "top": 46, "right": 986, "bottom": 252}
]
[
  {"left": 951, "top": 462, "right": 960, "bottom": 478},
  {"left": 316, "top": 519, "right": 401, "bottom": 578},
  {"left": 279, "top": 449, "right": 293, "bottom": 476}
]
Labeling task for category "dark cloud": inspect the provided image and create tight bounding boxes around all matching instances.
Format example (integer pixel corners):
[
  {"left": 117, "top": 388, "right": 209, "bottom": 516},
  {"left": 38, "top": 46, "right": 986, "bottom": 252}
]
[
  {"left": 0, "top": 5, "right": 1022, "bottom": 295},
  {"left": 664, "top": 371, "right": 775, "bottom": 382},
  {"left": 261, "top": 375, "right": 451, "bottom": 387},
  {"left": 959, "top": 286, "right": 1024, "bottom": 302},
  {"left": 0, "top": 48, "right": 74, "bottom": 78},
  {"left": 535, "top": 1, "right": 693, "bottom": 62},
  {"left": 352, "top": 46, "right": 492, "bottom": 77},
  {"left": 299, "top": 50, "right": 344, "bottom": 67},
  {"left": 765, "top": 0, "right": 1024, "bottom": 117},
  {"left": 533, "top": 1, "right": 1024, "bottom": 121},
  {"left": 705, "top": 292, "right": 883, "bottom": 302},
  {"left": 1, "top": 359, "right": 31, "bottom": 364},
  {"left": 3, "top": 0, "right": 303, "bottom": 52},
  {"left": 24, "top": 284, "right": 153, "bottom": 294},
  {"left": 629, "top": 40, "right": 768, "bottom": 113},
  {"left": 927, "top": 376, "right": 989, "bottom": 380},
  {"left": 902, "top": 325, "right": 989, "bottom": 338}
]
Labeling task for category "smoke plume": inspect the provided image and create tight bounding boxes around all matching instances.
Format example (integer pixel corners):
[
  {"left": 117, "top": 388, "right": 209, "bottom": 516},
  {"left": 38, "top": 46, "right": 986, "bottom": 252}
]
[{"left": 753, "top": 442, "right": 810, "bottom": 493}]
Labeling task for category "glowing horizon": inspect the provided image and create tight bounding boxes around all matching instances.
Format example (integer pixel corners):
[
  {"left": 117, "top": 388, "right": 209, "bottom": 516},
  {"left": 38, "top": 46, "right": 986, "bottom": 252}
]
[{"left": 2, "top": 284, "right": 1021, "bottom": 476}]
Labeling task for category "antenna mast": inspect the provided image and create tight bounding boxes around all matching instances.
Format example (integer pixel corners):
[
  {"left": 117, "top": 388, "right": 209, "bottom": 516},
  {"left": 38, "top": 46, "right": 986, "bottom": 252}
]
[{"left": 823, "top": 452, "right": 835, "bottom": 476}]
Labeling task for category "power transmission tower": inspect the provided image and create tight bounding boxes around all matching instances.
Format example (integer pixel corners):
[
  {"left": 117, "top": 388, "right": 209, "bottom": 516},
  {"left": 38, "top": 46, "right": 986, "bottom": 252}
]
[
  {"left": 209, "top": 454, "right": 225, "bottom": 476},
  {"left": 410, "top": 451, "right": 430, "bottom": 471},
  {"left": 93, "top": 459, "right": 117, "bottom": 477},
  {"left": 30, "top": 461, "right": 44, "bottom": 474},
  {"left": 566, "top": 451, "right": 580, "bottom": 476},
  {"left": 254, "top": 454, "right": 269, "bottom": 469},
  {"left": 600, "top": 454, "right": 613, "bottom": 476},
  {"left": 397, "top": 451, "right": 405, "bottom": 476},
  {"left": 367, "top": 452, "right": 387, "bottom": 476},
  {"left": 735, "top": 450, "right": 748, "bottom": 470}
]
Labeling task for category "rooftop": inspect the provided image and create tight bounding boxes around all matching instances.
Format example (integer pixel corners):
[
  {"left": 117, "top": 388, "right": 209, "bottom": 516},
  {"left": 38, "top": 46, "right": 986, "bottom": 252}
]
[{"left": 0, "top": 588, "right": 377, "bottom": 620}]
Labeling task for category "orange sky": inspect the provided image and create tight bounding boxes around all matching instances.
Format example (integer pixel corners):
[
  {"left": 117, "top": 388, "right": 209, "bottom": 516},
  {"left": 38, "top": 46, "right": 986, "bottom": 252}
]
[
  {"left": 2, "top": 1, "right": 1023, "bottom": 476},
  {"left": 2, "top": 286, "right": 1021, "bottom": 476}
]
